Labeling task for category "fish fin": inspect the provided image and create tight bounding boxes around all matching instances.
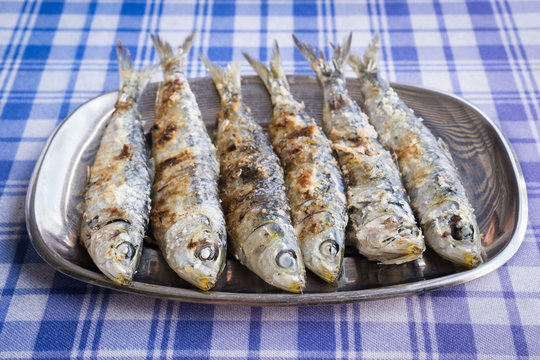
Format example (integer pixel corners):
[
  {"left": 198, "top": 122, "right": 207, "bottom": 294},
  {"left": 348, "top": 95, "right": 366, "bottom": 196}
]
[
  {"left": 116, "top": 40, "right": 155, "bottom": 102},
  {"left": 293, "top": 33, "right": 352, "bottom": 82},
  {"left": 269, "top": 41, "right": 289, "bottom": 89},
  {"left": 243, "top": 52, "right": 272, "bottom": 91},
  {"left": 244, "top": 41, "right": 290, "bottom": 95},
  {"left": 292, "top": 34, "right": 333, "bottom": 83},
  {"left": 329, "top": 32, "right": 352, "bottom": 73},
  {"left": 200, "top": 55, "right": 242, "bottom": 98},
  {"left": 437, "top": 137, "right": 455, "bottom": 162},
  {"left": 348, "top": 33, "right": 380, "bottom": 76},
  {"left": 151, "top": 30, "right": 196, "bottom": 77}
]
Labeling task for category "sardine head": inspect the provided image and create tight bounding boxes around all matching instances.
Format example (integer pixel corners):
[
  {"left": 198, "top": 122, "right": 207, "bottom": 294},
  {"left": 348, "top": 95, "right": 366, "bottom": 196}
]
[
  {"left": 350, "top": 212, "right": 425, "bottom": 264},
  {"left": 242, "top": 222, "right": 306, "bottom": 293},
  {"left": 164, "top": 215, "right": 226, "bottom": 291},
  {"left": 425, "top": 214, "right": 483, "bottom": 268},
  {"left": 297, "top": 212, "right": 344, "bottom": 283},
  {"left": 89, "top": 221, "right": 141, "bottom": 285}
]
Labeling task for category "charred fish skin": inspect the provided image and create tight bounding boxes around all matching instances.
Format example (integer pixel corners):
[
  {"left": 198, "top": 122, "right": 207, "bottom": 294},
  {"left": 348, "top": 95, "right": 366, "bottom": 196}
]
[
  {"left": 244, "top": 43, "right": 347, "bottom": 283},
  {"left": 80, "top": 42, "right": 154, "bottom": 285},
  {"left": 150, "top": 33, "right": 227, "bottom": 291},
  {"left": 349, "top": 35, "right": 482, "bottom": 267},
  {"left": 201, "top": 56, "right": 306, "bottom": 293},
  {"left": 294, "top": 34, "right": 425, "bottom": 264}
]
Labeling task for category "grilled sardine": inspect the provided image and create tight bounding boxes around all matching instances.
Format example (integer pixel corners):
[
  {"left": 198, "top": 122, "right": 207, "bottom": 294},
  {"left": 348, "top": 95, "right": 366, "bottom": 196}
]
[
  {"left": 349, "top": 35, "right": 483, "bottom": 267},
  {"left": 80, "top": 42, "right": 154, "bottom": 285},
  {"left": 150, "top": 33, "right": 227, "bottom": 290},
  {"left": 244, "top": 43, "right": 347, "bottom": 282},
  {"left": 201, "top": 56, "right": 306, "bottom": 293},
  {"left": 294, "top": 34, "right": 425, "bottom": 264}
]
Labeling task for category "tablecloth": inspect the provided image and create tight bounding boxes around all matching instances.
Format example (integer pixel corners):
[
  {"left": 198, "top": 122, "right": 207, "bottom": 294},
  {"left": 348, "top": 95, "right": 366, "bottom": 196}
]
[{"left": 1, "top": 0, "right": 539, "bottom": 359}]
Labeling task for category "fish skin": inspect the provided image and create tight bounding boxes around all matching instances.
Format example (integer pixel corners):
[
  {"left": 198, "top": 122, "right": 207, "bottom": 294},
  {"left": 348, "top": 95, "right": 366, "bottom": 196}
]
[
  {"left": 244, "top": 42, "right": 348, "bottom": 283},
  {"left": 150, "top": 33, "right": 227, "bottom": 291},
  {"left": 349, "top": 34, "right": 483, "bottom": 268},
  {"left": 80, "top": 41, "right": 154, "bottom": 285},
  {"left": 294, "top": 33, "right": 425, "bottom": 264},
  {"left": 201, "top": 56, "right": 306, "bottom": 293}
]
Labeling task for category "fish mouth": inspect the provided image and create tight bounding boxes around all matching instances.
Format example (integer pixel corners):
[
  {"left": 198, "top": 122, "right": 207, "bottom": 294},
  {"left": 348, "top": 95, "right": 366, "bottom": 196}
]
[
  {"left": 297, "top": 212, "right": 345, "bottom": 283},
  {"left": 376, "top": 245, "right": 424, "bottom": 265},
  {"left": 164, "top": 216, "right": 226, "bottom": 290},
  {"left": 242, "top": 222, "right": 306, "bottom": 293},
  {"left": 90, "top": 221, "right": 141, "bottom": 285},
  {"left": 350, "top": 214, "right": 425, "bottom": 264},
  {"left": 425, "top": 215, "right": 483, "bottom": 268}
]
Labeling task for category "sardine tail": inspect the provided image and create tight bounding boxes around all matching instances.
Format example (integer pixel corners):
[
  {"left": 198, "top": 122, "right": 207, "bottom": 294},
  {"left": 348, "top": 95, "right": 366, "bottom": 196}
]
[
  {"left": 244, "top": 41, "right": 290, "bottom": 95},
  {"left": 201, "top": 55, "right": 242, "bottom": 97},
  {"left": 151, "top": 30, "right": 196, "bottom": 74},
  {"left": 116, "top": 40, "right": 134, "bottom": 89},
  {"left": 116, "top": 40, "right": 155, "bottom": 101},
  {"left": 293, "top": 34, "right": 332, "bottom": 83},
  {"left": 243, "top": 52, "right": 271, "bottom": 91},
  {"left": 348, "top": 33, "right": 380, "bottom": 76},
  {"left": 330, "top": 32, "right": 352, "bottom": 73},
  {"left": 269, "top": 41, "right": 288, "bottom": 87}
]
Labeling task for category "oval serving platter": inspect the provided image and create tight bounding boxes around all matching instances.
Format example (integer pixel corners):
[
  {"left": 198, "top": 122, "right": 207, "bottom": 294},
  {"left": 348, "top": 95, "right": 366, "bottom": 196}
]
[{"left": 25, "top": 75, "right": 527, "bottom": 306}]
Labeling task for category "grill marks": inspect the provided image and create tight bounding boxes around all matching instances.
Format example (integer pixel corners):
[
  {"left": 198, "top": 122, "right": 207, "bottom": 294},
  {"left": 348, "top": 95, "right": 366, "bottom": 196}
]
[
  {"left": 156, "top": 149, "right": 193, "bottom": 173},
  {"left": 157, "top": 123, "right": 177, "bottom": 146},
  {"left": 115, "top": 144, "right": 131, "bottom": 160}
]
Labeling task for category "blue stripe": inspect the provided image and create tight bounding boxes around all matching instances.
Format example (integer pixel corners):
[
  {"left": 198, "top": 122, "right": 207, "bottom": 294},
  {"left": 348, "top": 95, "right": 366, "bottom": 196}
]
[
  {"left": 160, "top": 301, "right": 175, "bottom": 351},
  {"left": 406, "top": 296, "right": 419, "bottom": 359},
  {"left": 353, "top": 302, "right": 361, "bottom": 352},
  {"left": 433, "top": 0, "right": 462, "bottom": 94},
  {"left": 145, "top": 299, "right": 162, "bottom": 360},
  {"left": 248, "top": 306, "right": 262, "bottom": 357},
  {"left": 498, "top": 264, "right": 530, "bottom": 357},
  {"left": 418, "top": 295, "right": 433, "bottom": 357},
  {"left": 0, "top": 237, "right": 29, "bottom": 337},
  {"left": 339, "top": 304, "right": 348, "bottom": 353},
  {"left": 259, "top": 0, "right": 268, "bottom": 62},
  {"left": 60, "top": 1, "right": 97, "bottom": 123},
  {"left": 91, "top": 289, "right": 111, "bottom": 351},
  {"left": 77, "top": 286, "right": 98, "bottom": 354}
]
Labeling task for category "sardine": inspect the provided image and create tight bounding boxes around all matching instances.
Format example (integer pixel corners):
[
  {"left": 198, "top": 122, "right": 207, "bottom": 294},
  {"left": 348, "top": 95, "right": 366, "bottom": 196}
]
[
  {"left": 150, "top": 33, "right": 227, "bottom": 290},
  {"left": 201, "top": 56, "right": 306, "bottom": 293},
  {"left": 244, "top": 43, "right": 348, "bottom": 283},
  {"left": 294, "top": 34, "right": 425, "bottom": 264},
  {"left": 80, "top": 41, "right": 154, "bottom": 285},
  {"left": 349, "top": 35, "right": 483, "bottom": 267}
]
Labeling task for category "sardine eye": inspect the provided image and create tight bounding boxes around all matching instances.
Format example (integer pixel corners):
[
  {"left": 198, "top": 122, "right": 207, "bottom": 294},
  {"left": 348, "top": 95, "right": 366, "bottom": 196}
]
[
  {"left": 116, "top": 241, "right": 135, "bottom": 260},
  {"left": 449, "top": 215, "right": 474, "bottom": 241},
  {"left": 276, "top": 250, "right": 297, "bottom": 269},
  {"left": 319, "top": 239, "right": 339, "bottom": 257},
  {"left": 195, "top": 244, "right": 217, "bottom": 261},
  {"left": 452, "top": 223, "right": 474, "bottom": 241}
]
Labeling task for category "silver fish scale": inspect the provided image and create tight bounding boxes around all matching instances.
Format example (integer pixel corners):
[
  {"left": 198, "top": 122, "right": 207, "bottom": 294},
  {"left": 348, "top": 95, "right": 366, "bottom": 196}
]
[
  {"left": 218, "top": 107, "right": 291, "bottom": 233},
  {"left": 83, "top": 107, "right": 151, "bottom": 232},
  {"left": 150, "top": 69, "right": 226, "bottom": 290},
  {"left": 152, "top": 84, "right": 220, "bottom": 213},
  {"left": 271, "top": 102, "right": 346, "bottom": 224}
]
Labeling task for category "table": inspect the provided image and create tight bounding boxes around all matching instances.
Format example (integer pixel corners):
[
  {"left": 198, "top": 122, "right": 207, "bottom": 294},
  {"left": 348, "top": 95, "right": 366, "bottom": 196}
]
[{"left": 1, "top": 0, "right": 539, "bottom": 358}]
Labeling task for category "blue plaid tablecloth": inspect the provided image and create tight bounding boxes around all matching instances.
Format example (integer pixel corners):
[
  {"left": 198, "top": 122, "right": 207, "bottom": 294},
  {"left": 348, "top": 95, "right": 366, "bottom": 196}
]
[{"left": 1, "top": 0, "right": 539, "bottom": 358}]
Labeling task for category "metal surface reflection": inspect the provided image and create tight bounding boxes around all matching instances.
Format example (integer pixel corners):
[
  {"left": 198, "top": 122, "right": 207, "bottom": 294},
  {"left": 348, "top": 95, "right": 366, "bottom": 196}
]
[{"left": 25, "top": 76, "right": 527, "bottom": 305}]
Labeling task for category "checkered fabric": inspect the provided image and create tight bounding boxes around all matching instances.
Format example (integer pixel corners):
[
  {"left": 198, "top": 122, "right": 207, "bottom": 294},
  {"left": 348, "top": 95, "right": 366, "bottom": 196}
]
[{"left": 1, "top": 0, "right": 539, "bottom": 359}]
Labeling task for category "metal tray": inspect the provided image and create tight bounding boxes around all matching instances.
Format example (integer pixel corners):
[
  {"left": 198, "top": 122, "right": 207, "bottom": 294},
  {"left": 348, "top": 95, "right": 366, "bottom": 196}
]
[{"left": 25, "top": 75, "right": 527, "bottom": 306}]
